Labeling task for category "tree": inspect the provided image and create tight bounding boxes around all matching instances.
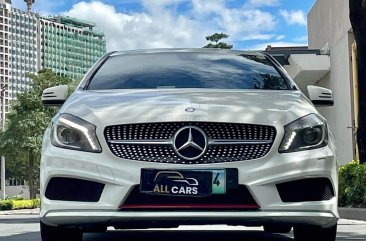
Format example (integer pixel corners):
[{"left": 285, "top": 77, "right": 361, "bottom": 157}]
[
  {"left": 349, "top": 0, "right": 366, "bottom": 163},
  {"left": 0, "top": 69, "right": 72, "bottom": 198},
  {"left": 203, "top": 33, "right": 233, "bottom": 49}
]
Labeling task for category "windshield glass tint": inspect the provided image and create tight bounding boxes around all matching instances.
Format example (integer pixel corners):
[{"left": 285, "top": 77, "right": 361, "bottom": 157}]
[{"left": 87, "top": 52, "right": 290, "bottom": 90}]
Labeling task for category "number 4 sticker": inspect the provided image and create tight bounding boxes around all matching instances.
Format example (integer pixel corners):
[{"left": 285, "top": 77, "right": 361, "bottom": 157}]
[{"left": 212, "top": 170, "right": 226, "bottom": 194}]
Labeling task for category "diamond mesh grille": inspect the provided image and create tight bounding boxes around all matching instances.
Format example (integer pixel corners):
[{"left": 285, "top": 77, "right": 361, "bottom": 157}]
[{"left": 105, "top": 122, "right": 276, "bottom": 164}]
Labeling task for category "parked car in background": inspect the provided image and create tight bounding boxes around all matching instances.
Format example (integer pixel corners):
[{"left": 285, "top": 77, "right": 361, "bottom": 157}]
[{"left": 40, "top": 49, "right": 338, "bottom": 241}]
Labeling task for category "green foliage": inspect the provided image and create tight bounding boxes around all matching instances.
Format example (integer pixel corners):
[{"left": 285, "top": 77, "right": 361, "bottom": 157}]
[
  {"left": 5, "top": 195, "right": 24, "bottom": 201},
  {"left": 0, "top": 200, "right": 13, "bottom": 210},
  {"left": 12, "top": 199, "right": 40, "bottom": 210},
  {"left": 0, "top": 199, "right": 41, "bottom": 210},
  {"left": 254, "top": 73, "right": 289, "bottom": 90},
  {"left": 0, "top": 69, "right": 73, "bottom": 198},
  {"left": 205, "top": 33, "right": 230, "bottom": 43},
  {"left": 203, "top": 33, "right": 233, "bottom": 49},
  {"left": 339, "top": 160, "right": 366, "bottom": 207},
  {"left": 31, "top": 198, "right": 41, "bottom": 208}
]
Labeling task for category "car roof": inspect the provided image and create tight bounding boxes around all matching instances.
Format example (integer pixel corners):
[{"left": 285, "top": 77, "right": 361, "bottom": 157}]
[{"left": 110, "top": 48, "right": 265, "bottom": 57}]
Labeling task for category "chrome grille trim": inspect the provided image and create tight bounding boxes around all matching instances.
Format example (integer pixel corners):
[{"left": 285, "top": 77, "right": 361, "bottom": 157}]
[
  {"left": 104, "top": 122, "right": 276, "bottom": 164},
  {"left": 109, "top": 139, "right": 273, "bottom": 145},
  {"left": 208, "top": 139, "right": 273, "bottom": 145},
  {"left": 109, "top": 140, "right": 173, "bottom": 145}
]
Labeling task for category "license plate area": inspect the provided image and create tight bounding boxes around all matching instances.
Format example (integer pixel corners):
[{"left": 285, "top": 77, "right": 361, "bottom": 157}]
[{"left": 140, "top": 169, "right": 227, "bottom": 197}]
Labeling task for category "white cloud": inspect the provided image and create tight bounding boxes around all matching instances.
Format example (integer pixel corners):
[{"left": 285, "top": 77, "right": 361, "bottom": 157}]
[
  {"left": 141, "top": 0, "right": 188, "bottom": 13},
  {"left": 190, "top": 0, "right": 226, "bottom": 15},
  {"left": 247, "top": 0, "right": 280, "bottom": 7},
  {"left": 190, "top": 0, "right": 277, "bottom": 35},
  {"left": 65, "top": 1, "right": 278, "bottom": 51},
  {"left": 66, "top": 1, "right": 202, "bottom": 51},
  {"left": 241, "top": 34, "right": 276, "bottom": 41},
  {"left": 276, "top": 35, "right": 285, "bottom": 40},
  {"left": 279, "top": 9, "right": 307, "bottom": 26}
]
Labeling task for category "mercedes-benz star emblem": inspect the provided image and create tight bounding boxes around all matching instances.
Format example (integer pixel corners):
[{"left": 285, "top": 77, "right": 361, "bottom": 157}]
[
  {"left": 185, "top": 107, "right": 195, "bottom": 112},
  {"left": 173, "top": 126, "right": 207, "bottom": 161}
]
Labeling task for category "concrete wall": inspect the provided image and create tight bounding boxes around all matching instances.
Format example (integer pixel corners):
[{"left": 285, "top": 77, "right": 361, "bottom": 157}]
[
  {"left": 308, "top": 0, "right": 354, "bottom": 164},
  {"left": 283, "top": 54, "right": 330, "bottom": 92},
  {"left": 316, "top": 33, "right": 354, "bottom": 164},
  {"left": 308, "top": 0, "right": 351, "bottom": 49},
  {"left": 5, "top": 186, "right": 30, "bottom": 199}
]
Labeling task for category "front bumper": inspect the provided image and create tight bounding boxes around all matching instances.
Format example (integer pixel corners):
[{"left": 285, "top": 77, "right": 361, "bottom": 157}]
[
  {"left": 40, "top": 138, "right": 339, "bottom": 228},
  {"left": 41, "top": 210, "right": 338, "bottom": 228}
]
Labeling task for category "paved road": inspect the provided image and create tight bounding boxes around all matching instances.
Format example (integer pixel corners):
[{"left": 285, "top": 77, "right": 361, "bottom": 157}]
[{"left": 0, "top": 215, "right": 365, "bottom": 241}]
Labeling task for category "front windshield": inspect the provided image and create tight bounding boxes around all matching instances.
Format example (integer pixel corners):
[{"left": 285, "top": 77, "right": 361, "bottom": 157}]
[{"left": 87, "top": 52, "right": 291, "bottom": 90}]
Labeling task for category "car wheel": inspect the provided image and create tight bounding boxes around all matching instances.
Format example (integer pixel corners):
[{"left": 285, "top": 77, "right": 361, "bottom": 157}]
[
  {"left": 40, "top": 222, "right": 83, "bottom": 241},
  {"left": 293, "top": 224, "right": 337, "bottom": 241},
  {"left": 263, "top": 224, "right": 292, "bottom": 233}
]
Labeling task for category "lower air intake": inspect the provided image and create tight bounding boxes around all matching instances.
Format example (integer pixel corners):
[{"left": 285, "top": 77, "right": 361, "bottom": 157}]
[
  {"left": 45, "top": 177, "right": 104, "bottom": 202},
  {"left": 276, "top": 178, "right": 334, "bottom": 202}
]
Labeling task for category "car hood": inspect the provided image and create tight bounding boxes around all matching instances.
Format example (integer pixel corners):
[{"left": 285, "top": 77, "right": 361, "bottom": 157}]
[{"left": 59, "top": 89, "right": 318, "bottom": 127}]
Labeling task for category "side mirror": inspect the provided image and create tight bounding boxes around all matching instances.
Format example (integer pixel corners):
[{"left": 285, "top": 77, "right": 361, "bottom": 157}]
[
  {"left": 42, "top": 85, "right": 68, "bottom": 106},
  {"left": 307, "top": 85, "right": 334, "bottom": 107}
]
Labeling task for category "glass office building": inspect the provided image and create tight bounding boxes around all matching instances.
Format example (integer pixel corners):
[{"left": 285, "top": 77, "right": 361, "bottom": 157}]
[
  {"left": 10, "top": 7, "right": 38, "bottom": 96},
  {"left": 0, "top": 1, "right": 106, "bottom": 119},
  {"left": 41, "top": 16, "right": 106, "bottom": 80},
  {"left": 0, "top": 1, "right": 11, "bottom": 117}
]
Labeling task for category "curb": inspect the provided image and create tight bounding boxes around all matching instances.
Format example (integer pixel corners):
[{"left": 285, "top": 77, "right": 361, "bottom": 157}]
[
  {"left": 0, "top": 208, "right": 40, "bottom": 215},
  {"left": 339, "top": 208, "right": 366, "bottom": 221}
]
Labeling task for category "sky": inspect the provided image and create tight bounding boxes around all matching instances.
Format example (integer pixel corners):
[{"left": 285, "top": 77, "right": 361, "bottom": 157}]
[{"left": 11, "top": 0, "right": 316, "bottom": 51}]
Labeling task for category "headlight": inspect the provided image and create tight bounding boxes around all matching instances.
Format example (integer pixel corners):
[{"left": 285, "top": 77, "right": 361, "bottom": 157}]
[
  {"left": 51, "top": 113, "right": 102, "bottom": 153},
  {"left": 279, "top": 114, "right": 328, "bottom": 153}
]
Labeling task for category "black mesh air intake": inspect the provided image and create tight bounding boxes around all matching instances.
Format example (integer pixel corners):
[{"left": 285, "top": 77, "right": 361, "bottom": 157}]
[
  {"left": 45, "top": 177, "right": 104, "bottom": 202},
  {"left": 276, "top": 178, "right": 334, "bottom": 202}
]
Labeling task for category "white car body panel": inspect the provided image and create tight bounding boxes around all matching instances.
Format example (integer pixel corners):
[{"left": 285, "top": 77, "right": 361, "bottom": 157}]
[{"left": 60, "top": 89, "right": 315, "bottom": 127}]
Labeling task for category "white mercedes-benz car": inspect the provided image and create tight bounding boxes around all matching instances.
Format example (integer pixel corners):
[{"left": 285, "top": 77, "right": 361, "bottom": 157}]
[{"left": 40, "top": 49, "right": 338, "bottom": 241}]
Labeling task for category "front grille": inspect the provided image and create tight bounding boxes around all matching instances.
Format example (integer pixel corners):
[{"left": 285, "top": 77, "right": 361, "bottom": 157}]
[
  {"left": 121, "top": 185, "right": 259, "bottom": 210},
  {"left": 276, "top": 178, "right": 335, "bottom": 202},
  {"left": 105, "top": 122, "right": 276, "bottom": 164}
]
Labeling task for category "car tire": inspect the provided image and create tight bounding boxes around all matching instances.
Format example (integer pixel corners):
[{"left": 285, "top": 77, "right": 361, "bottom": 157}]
[
  {"left": 40, "top": 222, "right": 83, "bottom": 241},
  {"left": 263, "top": 224, "right": 292, "bottom": 233},
  {"left": 293, "top": 224, "right": 337, "bottom": 241},
  {"left": 85, "top": 226, "right": 107, "bottom": 233}
]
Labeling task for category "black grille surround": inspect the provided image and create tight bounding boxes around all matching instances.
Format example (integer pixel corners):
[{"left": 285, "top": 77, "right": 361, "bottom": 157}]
[
  {"left": 276, "top": 178, "right": 335, "bottom": 202},
  {"left": 104, "top": 122, "right": 276, "bottom": 164}
]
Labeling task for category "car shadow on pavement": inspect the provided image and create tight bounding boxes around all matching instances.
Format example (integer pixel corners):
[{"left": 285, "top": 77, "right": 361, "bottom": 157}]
[
  {"left": 1, "top": 229, "right": 365, "bottom": 241},
  {"left": 0, "top": 232, "right": 41, "bottom": 241},
  {"left": 84, "top": 230, "right": 293, "bottom": 241}
]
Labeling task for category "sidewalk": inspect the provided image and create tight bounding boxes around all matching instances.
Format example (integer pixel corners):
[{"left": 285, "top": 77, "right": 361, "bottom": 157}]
[
  {"left": 0, "top": 208, "right": 39, "bottom": 215},
  {"left": 339, "top": 208, "right": 366, "bottom": 221}
]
